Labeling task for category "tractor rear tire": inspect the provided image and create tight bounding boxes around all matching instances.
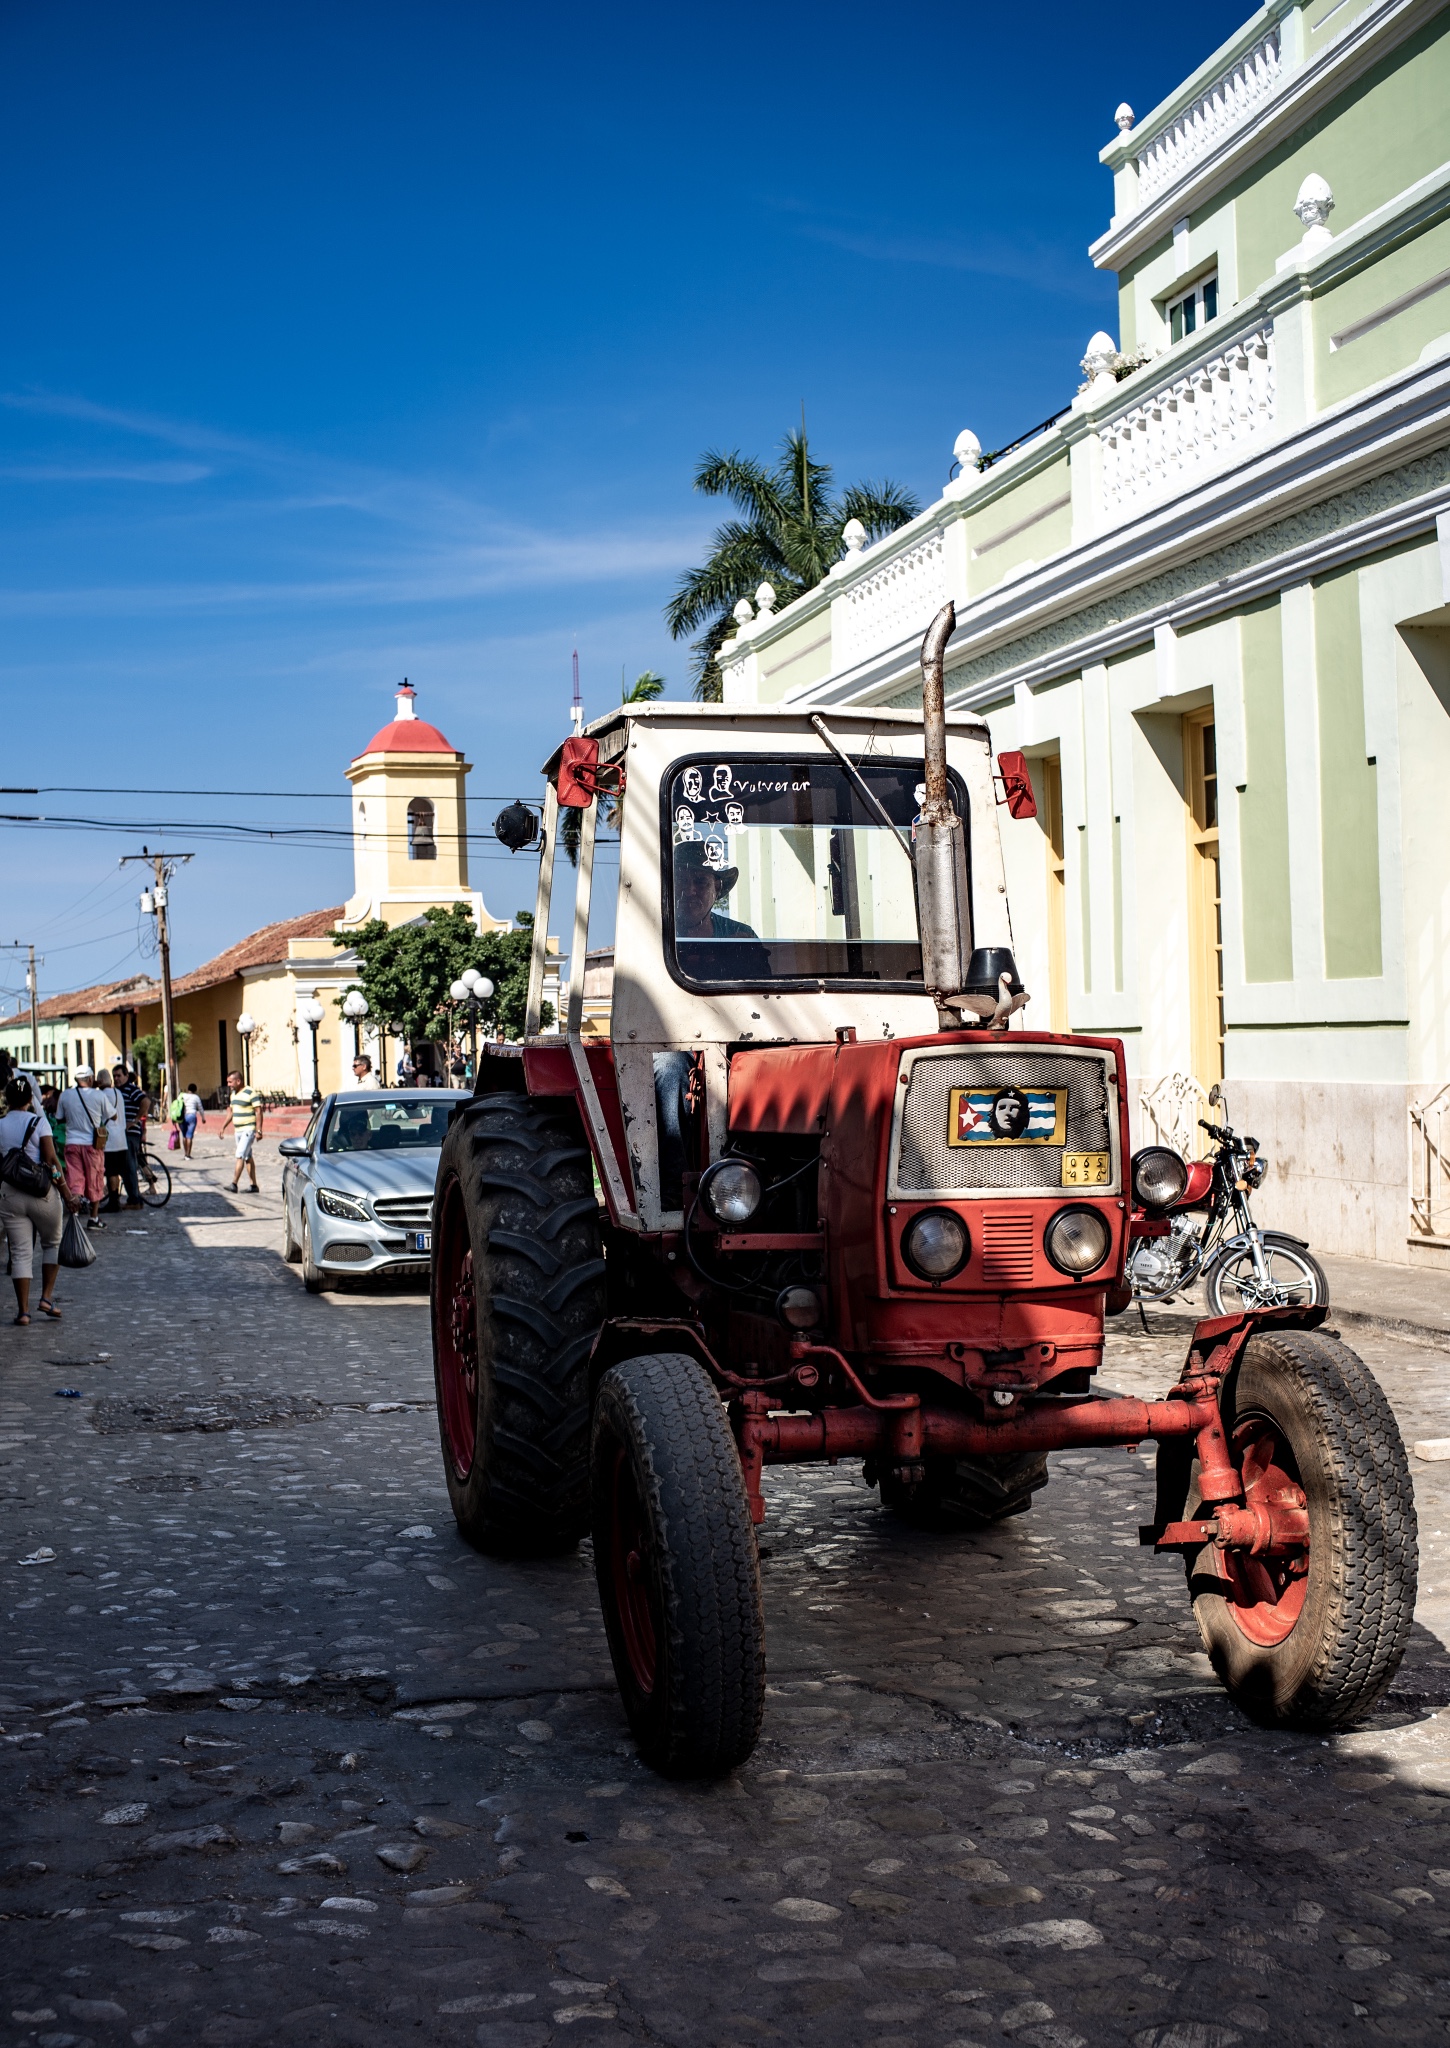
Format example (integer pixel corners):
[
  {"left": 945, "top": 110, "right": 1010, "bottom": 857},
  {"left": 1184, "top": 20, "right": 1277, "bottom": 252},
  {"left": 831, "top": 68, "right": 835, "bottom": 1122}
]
[
  {"left": 878, "top": 1451, "right": 1050, "bottom": 1529},
  {"left": 431, "top": 1093, "right": 604, "bottom": 1557},
  {"left": 1184, "top": 1327, "right": 1416, "bottom": 1730},
  {"left": 591, "top": 1354, "right": 766, "bottom": 1778}
]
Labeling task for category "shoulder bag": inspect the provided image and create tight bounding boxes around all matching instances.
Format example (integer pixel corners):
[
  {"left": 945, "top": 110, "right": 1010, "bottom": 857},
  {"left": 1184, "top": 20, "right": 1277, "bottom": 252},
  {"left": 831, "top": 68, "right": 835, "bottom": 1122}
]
[{"left": 1, "top": 1117, "right": 52, "bottom": 1198}]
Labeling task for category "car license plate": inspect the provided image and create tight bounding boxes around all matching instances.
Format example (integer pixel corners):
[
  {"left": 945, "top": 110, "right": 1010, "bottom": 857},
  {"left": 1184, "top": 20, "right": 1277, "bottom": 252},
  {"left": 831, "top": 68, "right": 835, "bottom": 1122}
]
[{"left": 413, "top": 1231, "right": 432, "bottom": 1253}]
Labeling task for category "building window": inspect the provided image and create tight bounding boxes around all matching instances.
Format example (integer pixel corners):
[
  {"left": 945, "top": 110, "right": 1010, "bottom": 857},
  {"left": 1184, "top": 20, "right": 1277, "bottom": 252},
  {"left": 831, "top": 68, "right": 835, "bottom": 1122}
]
[
  {"left": 1168, "top": 272, "right": 1218, "bottom": 345},
  {"left": 407, "top": 797, "right": 437, "bottom": 861}
]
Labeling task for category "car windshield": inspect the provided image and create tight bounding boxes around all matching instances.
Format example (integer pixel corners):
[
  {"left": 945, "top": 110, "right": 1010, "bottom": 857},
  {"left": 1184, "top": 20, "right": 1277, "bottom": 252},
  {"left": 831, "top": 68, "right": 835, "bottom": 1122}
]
[
  {"left": 321, "top": 1098, "right": 456, "bottom": 1154},
  {"left": 667, "top": 756, "right": 964, "bottom": 987}
]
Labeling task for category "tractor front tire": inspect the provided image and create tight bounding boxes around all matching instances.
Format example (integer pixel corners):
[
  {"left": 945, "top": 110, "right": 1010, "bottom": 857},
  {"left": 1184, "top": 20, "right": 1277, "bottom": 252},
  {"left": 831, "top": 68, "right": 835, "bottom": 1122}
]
[
  {"left": 591, "top": 1355, "right": 766, "bottom": 1778},
  {"left": 878, "top": 1452, "right": 1049, "bottom": 1530},
  {"left": 431, "top": 1093, "right": 604, "bottom": 1557},
  {"left": 1185, "top": 1327, "right": 1417, "bottom": 1730}
]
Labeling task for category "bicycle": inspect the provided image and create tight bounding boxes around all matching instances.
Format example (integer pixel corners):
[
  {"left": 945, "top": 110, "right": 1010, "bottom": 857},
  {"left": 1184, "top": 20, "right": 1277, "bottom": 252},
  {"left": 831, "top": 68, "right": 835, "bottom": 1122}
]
[{"left": 138, "top": 1149, "right": 172, "bottom": 1208}]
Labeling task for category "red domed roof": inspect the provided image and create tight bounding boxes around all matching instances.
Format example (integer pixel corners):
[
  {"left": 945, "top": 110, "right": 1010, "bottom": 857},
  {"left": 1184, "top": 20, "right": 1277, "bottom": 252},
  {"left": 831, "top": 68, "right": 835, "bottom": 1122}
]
[{"left": 353, "top": 685, "right": 457, "bottom": 761}]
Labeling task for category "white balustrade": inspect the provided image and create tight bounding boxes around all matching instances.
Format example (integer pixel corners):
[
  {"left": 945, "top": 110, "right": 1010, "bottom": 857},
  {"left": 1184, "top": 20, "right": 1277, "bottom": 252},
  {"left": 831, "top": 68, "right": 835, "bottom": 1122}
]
[
  {"left": 1134, "top": 26, "right": 1281, "bottom": 204},
  {"left": 1097, "top": 324, "right": 1275, "bottom": 517},
  {"left": 835, "top": 528, "right": 948, "bottom": 669}
]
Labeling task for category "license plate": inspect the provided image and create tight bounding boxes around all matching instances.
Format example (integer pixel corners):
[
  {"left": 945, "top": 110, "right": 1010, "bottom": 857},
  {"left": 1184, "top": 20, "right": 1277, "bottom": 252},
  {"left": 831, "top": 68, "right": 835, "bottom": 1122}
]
[{"left": 413, "top": 1231, "right": 432, "bottom": 1253}]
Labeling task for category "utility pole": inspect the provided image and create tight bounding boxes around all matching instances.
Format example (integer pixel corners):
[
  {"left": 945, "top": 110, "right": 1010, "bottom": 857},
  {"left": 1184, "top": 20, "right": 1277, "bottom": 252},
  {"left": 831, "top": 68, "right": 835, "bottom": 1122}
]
[
  {"left": 1, "top": 943, "right": 40, "bottom": 1063},
  {"left": 122, "top": 848, "right": 193, "bottom": 1102}
]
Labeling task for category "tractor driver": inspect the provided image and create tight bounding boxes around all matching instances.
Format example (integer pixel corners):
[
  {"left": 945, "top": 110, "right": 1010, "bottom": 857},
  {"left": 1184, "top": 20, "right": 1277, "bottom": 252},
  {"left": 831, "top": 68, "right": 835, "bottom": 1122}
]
[{"left": 673, "top": 841, "right": 770, "bottom": 981}]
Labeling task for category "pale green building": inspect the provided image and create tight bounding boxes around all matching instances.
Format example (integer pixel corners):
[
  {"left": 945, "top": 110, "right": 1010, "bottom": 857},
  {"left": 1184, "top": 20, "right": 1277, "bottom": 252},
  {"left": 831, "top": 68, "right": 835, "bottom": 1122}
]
[{"left": 724, "top": 0, "right": 1450, "bottom": 1265}]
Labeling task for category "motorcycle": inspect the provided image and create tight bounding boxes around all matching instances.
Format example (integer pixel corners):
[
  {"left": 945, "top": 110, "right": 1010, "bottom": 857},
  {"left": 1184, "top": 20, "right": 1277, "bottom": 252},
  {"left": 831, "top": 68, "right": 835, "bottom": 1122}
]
[{"left": 1128, "top": 1116, "right": 1328, "bottom": 1314}]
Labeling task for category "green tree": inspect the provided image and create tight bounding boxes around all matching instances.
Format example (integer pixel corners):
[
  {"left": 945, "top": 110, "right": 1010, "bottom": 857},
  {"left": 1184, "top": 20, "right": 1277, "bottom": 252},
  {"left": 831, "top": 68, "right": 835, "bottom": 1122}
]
[
  {"left": 131, "top": 1021, "right": 191, "bottom": 1094},
  {"left": 666, "top": 429, "right": 920, "bottom": 699},
  {"left": 334, "top": 904, "right": 551, "bottom": 1044}
]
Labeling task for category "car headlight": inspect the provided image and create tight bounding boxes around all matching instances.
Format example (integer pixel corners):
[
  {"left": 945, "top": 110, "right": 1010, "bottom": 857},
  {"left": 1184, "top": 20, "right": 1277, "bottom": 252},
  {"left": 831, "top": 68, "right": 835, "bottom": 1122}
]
[
  {"left": 776, "top": 1285, "right": 823, "bottom": 1330},
  {"left": 699, "top": 1158, "right": 762, "bottom": 1226},
  {"left": 901, "top": 1209, "right": 970, "bottom": 1282},
  {"left": 1044, "top": 1206, "right": 1111, "bottom": 1276},
  {"left": 1131, "top": 1146, "right": 1188, "bottom": 1212},
  {"left": 317, "top": 1186, "right": 370, "bottom": 1222}
]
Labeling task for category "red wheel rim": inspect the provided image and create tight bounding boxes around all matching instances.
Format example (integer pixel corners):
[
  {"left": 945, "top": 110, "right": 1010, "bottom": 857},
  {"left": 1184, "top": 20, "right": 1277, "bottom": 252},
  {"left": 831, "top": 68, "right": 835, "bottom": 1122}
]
[
  {"left": 608, "top": 1444, "right": 658, "bottom": 1697},
  {"left": 433, "top": 1177, "right": 477, "bottom": 1481},
  {"left": 1222, "top": 1411, "right": 1309, "bottom": 1647}
]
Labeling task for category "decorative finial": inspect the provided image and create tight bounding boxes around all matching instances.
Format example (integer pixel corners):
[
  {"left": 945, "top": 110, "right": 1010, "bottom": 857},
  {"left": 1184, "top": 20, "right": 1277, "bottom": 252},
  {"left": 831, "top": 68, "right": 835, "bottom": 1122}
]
[
  {"left": 1114, "top": 102, "right": 1134, "bottom": 133},
  {"left": 395, "top": 679, "right": 417, "bottom": 720},
  {"left": 841, "top": 518, "right": 867, "bottom": 556},
  {"left": 1293, "top": 172, "right": 1335, "bottom": 250},
  {"left": 1080, "top": 331, "right": 1122, "bottom": 394},
  {"left": 754, "top": 581, "right": 777, "bottom": 614},
  {"left": 733, "top": 597, "right": 755, "bottom": 627},
  {"left": 953, "top": 429, "right": 983, "bottom": 474}
]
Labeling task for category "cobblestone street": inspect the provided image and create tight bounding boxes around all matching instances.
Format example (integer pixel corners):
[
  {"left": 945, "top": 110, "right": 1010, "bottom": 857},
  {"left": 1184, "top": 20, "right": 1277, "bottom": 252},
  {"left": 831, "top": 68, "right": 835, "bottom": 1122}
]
[{"left": 6, "top": 1136, "right": 1450, "bottom": 2047}]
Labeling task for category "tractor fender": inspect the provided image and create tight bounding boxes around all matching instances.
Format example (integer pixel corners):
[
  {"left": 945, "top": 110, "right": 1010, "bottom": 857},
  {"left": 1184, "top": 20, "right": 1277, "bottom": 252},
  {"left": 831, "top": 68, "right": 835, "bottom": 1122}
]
[{"left": 587, "top": 1317, "right": 720, "bottom": 1397}]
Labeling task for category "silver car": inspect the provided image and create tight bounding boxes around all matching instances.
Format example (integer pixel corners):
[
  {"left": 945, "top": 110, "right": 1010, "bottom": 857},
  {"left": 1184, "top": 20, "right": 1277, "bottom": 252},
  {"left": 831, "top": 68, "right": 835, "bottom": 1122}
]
[{"left": 278, "top": 1089, "right": 469, "bottom": 1292}]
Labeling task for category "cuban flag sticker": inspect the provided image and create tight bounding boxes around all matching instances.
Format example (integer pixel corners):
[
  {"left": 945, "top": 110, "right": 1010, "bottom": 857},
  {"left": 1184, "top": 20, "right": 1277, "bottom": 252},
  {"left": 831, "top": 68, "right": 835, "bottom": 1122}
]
[{"left": 948, "top": 1085, "right": 1066, "bottom": 1147}]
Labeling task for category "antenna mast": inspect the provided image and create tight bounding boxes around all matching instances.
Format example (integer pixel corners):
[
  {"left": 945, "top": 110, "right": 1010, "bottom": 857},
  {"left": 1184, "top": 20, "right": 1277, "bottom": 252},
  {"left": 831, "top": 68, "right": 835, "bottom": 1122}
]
[{"left": 570, "top": 649, "right": 583, "bottom": 736}]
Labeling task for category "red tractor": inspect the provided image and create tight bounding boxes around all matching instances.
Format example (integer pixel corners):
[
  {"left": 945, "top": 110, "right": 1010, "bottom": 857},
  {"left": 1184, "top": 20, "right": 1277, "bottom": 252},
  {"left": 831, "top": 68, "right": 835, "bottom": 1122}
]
[{"left": 430, "top": 606, "right": 1417, "bottom": 1777}]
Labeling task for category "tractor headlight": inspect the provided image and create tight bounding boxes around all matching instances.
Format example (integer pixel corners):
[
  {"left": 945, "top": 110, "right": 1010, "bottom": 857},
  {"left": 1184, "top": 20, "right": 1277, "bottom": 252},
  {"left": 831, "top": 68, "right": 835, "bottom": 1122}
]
[
  {"left": 776, "top": 1284, "right": 823, "bottom": 1330},
  {"left": 1044, "top": 1206, "right": 1111, "bottom": 1276},
  {"left": 317, "top": 1186, "right": 370, "bottom": 1222},
  {"left": 1131, "top": 1146, "right": 1188, "bottom": 1213},
  {"left": 901, "top": 1209, "right": 970, "bottom": 1282},
  {"left": 699, "top": 1158, "right": 762, "bottom": 1226}
]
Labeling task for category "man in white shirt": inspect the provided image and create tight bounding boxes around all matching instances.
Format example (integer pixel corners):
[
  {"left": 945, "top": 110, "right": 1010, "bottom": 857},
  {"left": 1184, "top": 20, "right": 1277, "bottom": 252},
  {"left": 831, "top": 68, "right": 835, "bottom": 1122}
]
[
  {"left": 56, "top": 1067, "right": 108, "bottom": 1227},
  {"left": 351, "top": 1055, "right": 381, "bottom": 1088},
  {"left": 98, "top": 1067, "right": 141, "bottom": 1210}
]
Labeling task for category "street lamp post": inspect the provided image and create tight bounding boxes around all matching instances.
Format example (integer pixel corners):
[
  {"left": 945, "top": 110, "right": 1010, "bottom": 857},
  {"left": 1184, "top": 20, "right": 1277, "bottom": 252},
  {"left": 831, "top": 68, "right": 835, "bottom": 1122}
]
[
  {"left": 297, "top": 996, "right": 326, "bottom": 1108},
  {"left": 236, "top": 1011, "right": 255, "bottom": 1088},
  {"left": 342, "top": 988, "right": 369, "bottom": 1062},
  {"left": 448, "top": 970, "right": 494, "bottom": 1078}
]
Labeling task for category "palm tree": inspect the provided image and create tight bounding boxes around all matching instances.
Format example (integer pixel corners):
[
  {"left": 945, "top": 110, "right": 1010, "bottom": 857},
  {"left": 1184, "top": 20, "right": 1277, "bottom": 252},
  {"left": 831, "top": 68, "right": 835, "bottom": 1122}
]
[{"left": 666, "top": 429, "right": 920, "bottom": 700}]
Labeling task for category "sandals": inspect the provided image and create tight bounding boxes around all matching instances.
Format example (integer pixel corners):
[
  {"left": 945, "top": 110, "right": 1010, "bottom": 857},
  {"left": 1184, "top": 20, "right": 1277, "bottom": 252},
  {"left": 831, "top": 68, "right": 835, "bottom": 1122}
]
[
  {"left": 11, "top": 1313, "right": 29, "bottom": 1326},
  {"left": 37, "top": 1299, "right": 61, "bottom": 1320}
]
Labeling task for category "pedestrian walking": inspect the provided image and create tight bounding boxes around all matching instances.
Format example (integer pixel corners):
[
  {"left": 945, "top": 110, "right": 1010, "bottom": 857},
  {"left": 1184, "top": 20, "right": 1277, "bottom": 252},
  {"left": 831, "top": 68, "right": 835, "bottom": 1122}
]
[
  {"left": 396, "top": 1048, "right": 417, "bottom": 1085},
  {"left": 0, "top": 1074, "right": 77, "bottom": 1325},
  {"left": 117, "top": 1066, "right": 149, "bottom": 1191},
  {"left": 55, "top": 1066, "right": 108, "bottom": 1227},
  {"left": 179, "top": 1082, "right": 204, "bottom": 1157},
  {"left": 218, "top": 1070, "right": 264, "bottom": 1192},
  {"left": 350, "top": 1054, "right": 379, "bottom": 1088},
  {"left": 97, "top": 1067, "right": 141, "bottom": 1211}
]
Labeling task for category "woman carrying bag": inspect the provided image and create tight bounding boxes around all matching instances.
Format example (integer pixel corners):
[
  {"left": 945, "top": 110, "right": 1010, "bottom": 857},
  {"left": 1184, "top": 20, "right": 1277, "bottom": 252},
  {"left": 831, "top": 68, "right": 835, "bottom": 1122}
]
[{"left": 0, "top": 1076, "right": 80, "bottom": 1326}]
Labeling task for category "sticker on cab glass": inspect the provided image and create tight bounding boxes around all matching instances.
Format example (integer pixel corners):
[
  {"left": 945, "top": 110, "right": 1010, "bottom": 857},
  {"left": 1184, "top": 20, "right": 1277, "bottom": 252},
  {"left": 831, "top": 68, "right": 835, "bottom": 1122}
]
[
  {"left": 947, "top": 1085, "right": 1066, "bottom": 1147},
  {"left": 1061, "top": 1151, "right": 1111, "bottom": 1187}
]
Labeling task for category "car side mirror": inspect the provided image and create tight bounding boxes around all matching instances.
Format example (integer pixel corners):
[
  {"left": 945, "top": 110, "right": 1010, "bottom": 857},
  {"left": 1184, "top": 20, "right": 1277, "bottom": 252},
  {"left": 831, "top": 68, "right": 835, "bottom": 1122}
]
[{"left": 278, "top": 1137, "right": 309, "bottom": 1157}]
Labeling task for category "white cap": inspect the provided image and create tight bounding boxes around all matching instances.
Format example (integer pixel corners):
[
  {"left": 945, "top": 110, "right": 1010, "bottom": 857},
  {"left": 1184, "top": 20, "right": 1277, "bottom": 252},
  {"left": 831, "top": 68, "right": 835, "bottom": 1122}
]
[{"left": 73, "top": 1064, "right": 94, "bottom": 1078}]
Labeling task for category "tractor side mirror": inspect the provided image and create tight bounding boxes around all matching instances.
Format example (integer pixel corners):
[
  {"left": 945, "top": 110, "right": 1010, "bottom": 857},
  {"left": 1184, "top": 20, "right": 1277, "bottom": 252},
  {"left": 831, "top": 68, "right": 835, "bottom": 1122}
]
[{"left": 996, "top": 750, "right": 1038, "bottom": 820}]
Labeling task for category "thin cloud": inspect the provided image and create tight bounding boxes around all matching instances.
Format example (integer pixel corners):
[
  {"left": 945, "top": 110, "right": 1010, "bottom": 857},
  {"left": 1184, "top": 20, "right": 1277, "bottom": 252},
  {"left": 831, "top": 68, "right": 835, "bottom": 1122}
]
[
  {"left": 774, "top": 200, "right": 1104, "bottom": 301},
  {"left": 0, "top": 461, "right": 212, "bottom": 484}
]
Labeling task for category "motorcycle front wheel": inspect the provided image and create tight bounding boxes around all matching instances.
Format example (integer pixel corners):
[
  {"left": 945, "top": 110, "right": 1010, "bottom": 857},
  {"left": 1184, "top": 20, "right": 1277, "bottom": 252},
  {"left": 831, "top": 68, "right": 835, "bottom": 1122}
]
[{"left": 1204, "top": 1231, "right": 1327, "bottom": 1315}]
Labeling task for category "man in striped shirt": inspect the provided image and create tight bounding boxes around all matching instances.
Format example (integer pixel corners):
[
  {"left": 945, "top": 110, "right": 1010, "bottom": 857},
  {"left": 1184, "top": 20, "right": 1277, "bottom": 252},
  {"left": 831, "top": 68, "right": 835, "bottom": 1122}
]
[{"left": 219, "top": 1070, "right": 264, "bottom": 1192}]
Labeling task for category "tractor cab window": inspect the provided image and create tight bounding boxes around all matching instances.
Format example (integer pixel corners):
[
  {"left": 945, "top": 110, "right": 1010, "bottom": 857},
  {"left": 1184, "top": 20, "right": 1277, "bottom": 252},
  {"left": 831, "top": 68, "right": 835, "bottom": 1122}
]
[{"left": 666, "top": 756, "right": 964, "bottom": 989}]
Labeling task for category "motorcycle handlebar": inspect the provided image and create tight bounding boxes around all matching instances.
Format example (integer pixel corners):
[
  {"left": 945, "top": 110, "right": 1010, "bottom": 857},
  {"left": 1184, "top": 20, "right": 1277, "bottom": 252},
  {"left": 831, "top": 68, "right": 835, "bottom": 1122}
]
[{"left": 1197, "top": 1119, "right": 1237, "bottom": 1144}]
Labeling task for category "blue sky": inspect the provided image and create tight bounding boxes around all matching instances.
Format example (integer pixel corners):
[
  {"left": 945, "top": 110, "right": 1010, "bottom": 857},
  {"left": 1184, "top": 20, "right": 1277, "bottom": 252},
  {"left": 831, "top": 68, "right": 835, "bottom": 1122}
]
[{"left": 0, "top": 0, "right": 1248, "bottom": 1005}]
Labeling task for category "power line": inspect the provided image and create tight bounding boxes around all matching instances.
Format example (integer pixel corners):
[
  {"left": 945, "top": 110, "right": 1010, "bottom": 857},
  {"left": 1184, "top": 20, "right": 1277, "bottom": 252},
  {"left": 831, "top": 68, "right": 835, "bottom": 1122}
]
[
  {"left": 0, "top": 812, "right": 551, "bottom": 856},
  {"left": 1, "top": 784, "right": 544, "bottom": 803}
]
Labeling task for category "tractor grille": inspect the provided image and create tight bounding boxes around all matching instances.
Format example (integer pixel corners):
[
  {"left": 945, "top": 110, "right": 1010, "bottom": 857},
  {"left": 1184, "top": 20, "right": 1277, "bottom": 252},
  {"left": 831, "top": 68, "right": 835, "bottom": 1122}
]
[
  {"left": 892, "top": 1047, "right": 1116, "bottom": 1197},
  {"left": 371, "top": 1194, "right": 434, "bottom": 1231},
  {"left": 980, "top": 1211, "right": 1036, "bottom": 1285}
]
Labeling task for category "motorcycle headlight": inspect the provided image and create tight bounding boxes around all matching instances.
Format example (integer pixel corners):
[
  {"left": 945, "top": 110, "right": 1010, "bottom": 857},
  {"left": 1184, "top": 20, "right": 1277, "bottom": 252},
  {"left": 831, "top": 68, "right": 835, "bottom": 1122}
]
[
  {"left": 901, "top": 1209, "right": 970, "bottom": 1282},
  {"left": 317, "top": 1186, "right": 369, "bottom": 1222},
  {"left": 1242, "top": 1153, "right": 1267, "bottom": 1188},
  {"left": 776, "top": 1284, "right": 823, "bottom": 1330},
  {"left": 699, "top": 1158, "right": 762, "bottom": 1226},
  {"left": 1045, "top": 1206, "right": 1111, "bottom": 1276},
  {"left": 1131, "top": 1146, "right": 1188, "bottom": 1212}
]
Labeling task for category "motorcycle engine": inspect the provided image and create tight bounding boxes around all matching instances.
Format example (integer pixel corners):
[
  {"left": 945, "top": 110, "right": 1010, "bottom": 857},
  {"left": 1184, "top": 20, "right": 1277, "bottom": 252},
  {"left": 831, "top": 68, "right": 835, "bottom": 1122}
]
[{"left": 1128, "top": 1218, "right": 1203, "bottom": 1300}]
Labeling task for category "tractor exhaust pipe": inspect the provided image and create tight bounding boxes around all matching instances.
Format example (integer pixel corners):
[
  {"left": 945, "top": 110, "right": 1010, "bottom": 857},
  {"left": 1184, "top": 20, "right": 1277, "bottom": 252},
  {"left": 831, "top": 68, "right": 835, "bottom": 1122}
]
[{"left": 915, "top": 602, "right": 972, "bottom": 1007}]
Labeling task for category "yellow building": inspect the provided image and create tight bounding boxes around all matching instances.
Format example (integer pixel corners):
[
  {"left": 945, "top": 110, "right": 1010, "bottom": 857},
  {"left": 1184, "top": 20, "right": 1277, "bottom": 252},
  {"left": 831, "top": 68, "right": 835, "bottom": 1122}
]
[{"left": 1, "top": 684, "right": 508, "bottom": 1100}]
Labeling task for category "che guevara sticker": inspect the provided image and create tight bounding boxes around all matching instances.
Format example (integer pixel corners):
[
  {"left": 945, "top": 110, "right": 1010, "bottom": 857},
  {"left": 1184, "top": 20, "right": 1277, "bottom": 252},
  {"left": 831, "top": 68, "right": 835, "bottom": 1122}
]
[{"left": 947, "top": 1084, "right": 1066, "bottom": 1147}]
